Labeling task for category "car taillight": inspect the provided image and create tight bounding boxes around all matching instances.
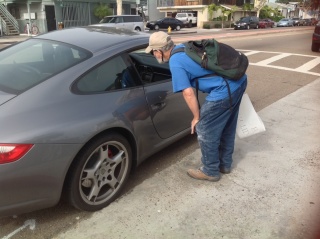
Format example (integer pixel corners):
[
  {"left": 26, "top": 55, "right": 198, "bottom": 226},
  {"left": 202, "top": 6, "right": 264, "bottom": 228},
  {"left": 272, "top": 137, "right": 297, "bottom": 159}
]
[{"left": 0, "top": 144, "right": 33, "bottom": 164}]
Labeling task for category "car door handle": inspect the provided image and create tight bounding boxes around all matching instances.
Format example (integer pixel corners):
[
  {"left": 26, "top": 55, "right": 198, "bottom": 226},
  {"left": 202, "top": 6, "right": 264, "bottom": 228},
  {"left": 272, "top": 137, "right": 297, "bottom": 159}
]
[{"left": 151, "top": 102, "right": 166, "bottom": 111}]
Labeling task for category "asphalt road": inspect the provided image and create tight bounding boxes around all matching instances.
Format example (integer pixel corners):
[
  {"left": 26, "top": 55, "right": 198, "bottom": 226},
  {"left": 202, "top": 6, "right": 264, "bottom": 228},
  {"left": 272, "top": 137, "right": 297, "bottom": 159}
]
[{"left": 0, "top": 27, "right": 319, "bottom": 239}]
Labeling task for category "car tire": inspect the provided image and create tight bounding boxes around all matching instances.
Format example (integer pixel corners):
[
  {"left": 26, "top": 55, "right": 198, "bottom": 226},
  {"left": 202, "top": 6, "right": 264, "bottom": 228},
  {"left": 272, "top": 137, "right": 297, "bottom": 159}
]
[
  {"left": 134, "top": 27, "right": 141, "bottom": 31},
  {"left": 65, "top": 133, "right": 132, "bottom": 211},
  {"left": 247, "top": 25, "right": 250, "bottom": 30},
  {"left": 154, "top": 25, "right": 159, "bottom": 31},
  {"left": 311, "top": 42, "right": 320, "bottom": 52},
  {"left": 176, "top": 25, "right": 181, "bottom": 31}
]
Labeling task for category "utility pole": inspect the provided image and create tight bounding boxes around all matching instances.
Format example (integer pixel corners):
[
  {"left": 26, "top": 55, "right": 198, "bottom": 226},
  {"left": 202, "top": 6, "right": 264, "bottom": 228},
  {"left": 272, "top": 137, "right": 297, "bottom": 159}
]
[{"left": 117, "top": 0, "right": 122, "bottom": 15}]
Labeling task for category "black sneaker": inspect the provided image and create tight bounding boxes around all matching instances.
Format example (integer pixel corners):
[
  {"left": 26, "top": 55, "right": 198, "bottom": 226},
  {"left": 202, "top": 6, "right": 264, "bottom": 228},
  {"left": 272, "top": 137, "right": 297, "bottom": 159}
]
[{"left": 220, "top": 167, "right": 231, "bottom": 174}]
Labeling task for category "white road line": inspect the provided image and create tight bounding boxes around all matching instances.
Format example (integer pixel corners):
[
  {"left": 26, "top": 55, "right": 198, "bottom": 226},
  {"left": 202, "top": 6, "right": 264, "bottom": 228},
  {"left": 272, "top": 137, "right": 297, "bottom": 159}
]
[
  {"left": 236, "top": 49, "right": 320, "bottom": 76},
  {"left": 236, "top": 49, "right": 319, "bottom": 58},
  {"left": 1, "top": 219, "right": 36, "bottom": 239},
  {"left": 243, "top": 51, "right": 260, "bottom": 56},
  {"left": 255, "top": 53, "right": 291, "bottom": 65},
  {"left": 250, "top": 63, "right": 320, "bottom": 77},
  {"left": 295, "top": 57, "right": 320, "bottom": 72}
]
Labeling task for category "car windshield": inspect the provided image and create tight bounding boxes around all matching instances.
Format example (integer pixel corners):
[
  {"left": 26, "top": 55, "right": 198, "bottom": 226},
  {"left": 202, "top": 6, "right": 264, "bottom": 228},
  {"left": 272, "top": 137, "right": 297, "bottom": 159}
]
[
  {"left": 280, "top": 19, "right": 288, "bottom": 21},
  {"left": 100, "top": 17, "right": 117, "bottom": 23},
  {"left": 0, "top": 39, "right": 91, "bottom": 95},
  {"left": 100, "top": 17, "right": 122, "bottom": 23},
  {"left": 238, "top": 18, "right": 249, "bottom": 23}
]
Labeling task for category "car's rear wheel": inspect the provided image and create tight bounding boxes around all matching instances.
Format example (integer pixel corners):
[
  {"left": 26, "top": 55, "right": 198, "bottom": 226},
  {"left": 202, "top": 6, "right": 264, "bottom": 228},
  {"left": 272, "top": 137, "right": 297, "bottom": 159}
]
[
  {"left": 154, "top": 25, "right": 159, "bottom": 30},
  {"left": 311, "top": 42, "right": 320, "bottom": 52},
  {"left": 176, "top": 25, "right": 181, "bottom": 31},
  {"left": 256, "top": 24, "right": 259, "bottom": 29},
  {"left": 66, "top": 133, "right": 132, "bottom": 211}
]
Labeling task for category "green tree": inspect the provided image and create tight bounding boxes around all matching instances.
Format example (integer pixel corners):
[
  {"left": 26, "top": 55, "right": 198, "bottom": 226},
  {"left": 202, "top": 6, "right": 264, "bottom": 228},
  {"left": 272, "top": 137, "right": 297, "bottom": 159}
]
[
  {"left": 259, "top": 5, "right": 282, "bottom": 20},
  {"left": 243, "top": 3, "right": 254, "bottom": 11},
  {"left": 94, "top": 4, "right": 112, "bottom": 20},
  {"left": 208, "top": 4, "right": 220, "bottom": 20}
]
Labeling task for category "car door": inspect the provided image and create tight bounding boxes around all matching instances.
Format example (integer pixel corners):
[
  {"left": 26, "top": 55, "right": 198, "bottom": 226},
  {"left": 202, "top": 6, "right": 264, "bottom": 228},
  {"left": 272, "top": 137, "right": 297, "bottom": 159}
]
[
  {"left": 114, "top": 16, "right": 125, "bottom": 29},
  {"left": 169, "top": 18, "right": 178, "bottom": 29},
  {"left": 128, "top": 50, "right": 194, "bottom": 139},
  {"left": 123, "top": 16, "right": 134, "bottom": 30},
  {"left": 160, "top": 18, "right": 171, "bottom": 29}
]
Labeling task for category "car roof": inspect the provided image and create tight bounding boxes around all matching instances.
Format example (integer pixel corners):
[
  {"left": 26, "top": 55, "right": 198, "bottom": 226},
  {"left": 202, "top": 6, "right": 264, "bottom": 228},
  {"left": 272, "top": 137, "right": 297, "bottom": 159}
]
[
  {"left": 104, "top": 15, "right": 139, "bottom": 17},
  {"left": 34, "top": 26, "right": 149, "bottom": 53}
]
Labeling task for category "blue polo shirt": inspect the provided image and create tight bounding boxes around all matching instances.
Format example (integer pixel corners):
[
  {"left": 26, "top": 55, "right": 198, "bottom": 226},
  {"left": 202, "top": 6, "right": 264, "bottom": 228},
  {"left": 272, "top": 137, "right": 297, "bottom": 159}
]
[{"left": 169, "top": 44, "right": 247, "bottom": 101}]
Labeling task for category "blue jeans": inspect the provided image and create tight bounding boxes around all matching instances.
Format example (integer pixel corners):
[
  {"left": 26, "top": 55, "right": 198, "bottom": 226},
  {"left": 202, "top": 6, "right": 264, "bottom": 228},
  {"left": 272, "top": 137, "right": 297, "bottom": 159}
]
[{"left": 196, "top": 80, "right": 247, "bottom": 177}]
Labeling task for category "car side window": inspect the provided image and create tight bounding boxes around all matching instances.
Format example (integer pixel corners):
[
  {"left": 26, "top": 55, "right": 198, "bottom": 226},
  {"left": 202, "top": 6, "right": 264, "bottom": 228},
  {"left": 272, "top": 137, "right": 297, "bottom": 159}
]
[
  {"left": 75, "top": 55, "right": 139, "bottom": 93},
  {"left": 129, "top": 49, "right": 172, "bottom": 85},
  {"left": 123, "top": 16, "right": 131, "bottom": 22},
  {"left": 163, "top": 19, "right": 170, "bottom": 24},
  {"left": 116, "top": 17, "right": 123, "bottom": 23}
]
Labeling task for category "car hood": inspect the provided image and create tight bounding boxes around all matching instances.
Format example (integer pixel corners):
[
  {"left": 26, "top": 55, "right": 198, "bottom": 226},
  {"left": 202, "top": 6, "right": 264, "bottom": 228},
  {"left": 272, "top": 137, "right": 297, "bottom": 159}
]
[{"left": 0, "top": 91, "right": 16, "bottom": 106}]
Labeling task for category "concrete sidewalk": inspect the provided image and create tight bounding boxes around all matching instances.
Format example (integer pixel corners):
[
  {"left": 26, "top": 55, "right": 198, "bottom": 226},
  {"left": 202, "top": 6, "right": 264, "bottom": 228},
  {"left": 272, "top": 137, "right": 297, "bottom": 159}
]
[{"left": 55, "top": 79, "right": 320, "bottom": 239}]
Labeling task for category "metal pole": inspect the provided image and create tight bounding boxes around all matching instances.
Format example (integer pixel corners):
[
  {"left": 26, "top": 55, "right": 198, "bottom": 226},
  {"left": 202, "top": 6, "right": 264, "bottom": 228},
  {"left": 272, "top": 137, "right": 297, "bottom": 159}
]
[{"left": 27, "top": 2, "right": 31, "bottom": 36}]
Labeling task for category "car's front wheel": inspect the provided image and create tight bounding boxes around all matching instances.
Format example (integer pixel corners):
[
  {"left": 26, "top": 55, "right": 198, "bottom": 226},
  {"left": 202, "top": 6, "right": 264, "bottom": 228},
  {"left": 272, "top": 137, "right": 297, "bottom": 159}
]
[
  {"left": 246, "top": 25, "right": 250, "bottom": 30},
  {"left": 154, "top": 25, "right": 159, "bottom": 30},
  {"left": 134, "top": 27, "right": 141, "bottom": 31},
  {"left": 176, "top": 25, "right": 181, "bottom": 31},
  {"left": 65, "top": 133, "right": 132, "bottom": 211}
]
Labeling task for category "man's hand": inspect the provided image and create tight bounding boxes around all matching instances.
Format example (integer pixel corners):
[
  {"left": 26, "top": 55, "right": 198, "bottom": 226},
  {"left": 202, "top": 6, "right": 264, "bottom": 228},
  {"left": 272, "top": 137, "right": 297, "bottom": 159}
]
[{"left": 191, "top": 118, "right": 199, "bottom": 134}]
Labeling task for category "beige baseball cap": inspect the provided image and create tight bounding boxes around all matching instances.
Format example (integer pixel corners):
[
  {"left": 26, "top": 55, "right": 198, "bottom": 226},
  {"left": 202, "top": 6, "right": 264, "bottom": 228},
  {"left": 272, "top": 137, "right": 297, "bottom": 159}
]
[{"left": 145, "top": 31, "right": 172, "bottom": 53}]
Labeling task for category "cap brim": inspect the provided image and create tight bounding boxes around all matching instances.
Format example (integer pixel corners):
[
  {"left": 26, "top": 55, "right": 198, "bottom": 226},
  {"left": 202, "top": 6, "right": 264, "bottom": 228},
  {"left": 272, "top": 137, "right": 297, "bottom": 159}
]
[{"left": 145, "top": 46, "right": 153, "bottom": 53}]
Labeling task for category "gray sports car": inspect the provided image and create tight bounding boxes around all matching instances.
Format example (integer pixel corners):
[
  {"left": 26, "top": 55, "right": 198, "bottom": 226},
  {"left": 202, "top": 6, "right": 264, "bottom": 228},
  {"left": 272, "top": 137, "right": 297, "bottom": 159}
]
[{"left": 0, "top": 26, "right": 196, "bottom": 217}]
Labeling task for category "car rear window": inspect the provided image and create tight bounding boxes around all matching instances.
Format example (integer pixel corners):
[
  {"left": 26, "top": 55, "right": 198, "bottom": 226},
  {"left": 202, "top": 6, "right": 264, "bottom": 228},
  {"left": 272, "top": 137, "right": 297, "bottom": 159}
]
[
  {"left": 123, "top": 16, "right": 143, "bottom": 22},
  {"left": 0, "top": 39, "right": 91, "bottom": 94}
]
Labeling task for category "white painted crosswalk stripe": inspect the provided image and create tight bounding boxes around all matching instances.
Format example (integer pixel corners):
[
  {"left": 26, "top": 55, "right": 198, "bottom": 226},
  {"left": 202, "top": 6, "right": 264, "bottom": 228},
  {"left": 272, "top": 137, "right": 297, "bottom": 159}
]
[
  {"left": 238, "top": 49, "right": 320, "bottom": 77},
  {"left": 254, "top": 53, "right": 291, "bottom": 65},
  {"left": 295, "top": 57, "right": 320, "bottom": 72}
]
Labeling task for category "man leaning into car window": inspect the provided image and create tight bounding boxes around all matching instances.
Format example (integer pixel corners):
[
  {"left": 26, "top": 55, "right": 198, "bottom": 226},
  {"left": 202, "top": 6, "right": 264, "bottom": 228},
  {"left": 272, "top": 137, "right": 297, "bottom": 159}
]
[{"left": 146, "top": 32, "right": 247, "bottom": 182}]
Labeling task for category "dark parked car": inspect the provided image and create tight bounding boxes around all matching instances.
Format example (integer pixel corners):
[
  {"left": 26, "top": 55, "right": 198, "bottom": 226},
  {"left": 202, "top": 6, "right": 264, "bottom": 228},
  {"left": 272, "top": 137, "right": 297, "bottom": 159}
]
[
  {"left": 312, "top": 22, "right": 320, "bottom": 52},
  {"left": 303, "top": 18, "right": 312, "bottom": 26},
  {"left": 0, "top": 26, "right": 202, "bottom": 217},
  {"left": 292, "top": 17, "right": 303, "bottom": 26},
  {"left": 146, "top": 17, "right": 185, "bottom": 31},
  {"left": 310, "top": 18, "right": 319, "bottom": 26},
  {"left": 258, "top": 18, "right": 275, "bottom": 28},
  {"left": 234, "top": 16, "right": 259, "bottom": 30}
]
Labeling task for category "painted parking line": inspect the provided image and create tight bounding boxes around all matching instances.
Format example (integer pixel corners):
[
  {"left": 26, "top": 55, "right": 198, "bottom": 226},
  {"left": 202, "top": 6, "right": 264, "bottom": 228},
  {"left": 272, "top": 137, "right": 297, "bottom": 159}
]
[{"left": 1, "top": 219, "right": 36, "bottom": 239}]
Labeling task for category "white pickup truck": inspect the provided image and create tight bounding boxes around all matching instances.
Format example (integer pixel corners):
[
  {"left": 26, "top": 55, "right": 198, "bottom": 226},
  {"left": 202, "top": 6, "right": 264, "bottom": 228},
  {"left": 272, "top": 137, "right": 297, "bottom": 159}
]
[{"left": 175, "top": 13, "right": 197, "bottom": 27}]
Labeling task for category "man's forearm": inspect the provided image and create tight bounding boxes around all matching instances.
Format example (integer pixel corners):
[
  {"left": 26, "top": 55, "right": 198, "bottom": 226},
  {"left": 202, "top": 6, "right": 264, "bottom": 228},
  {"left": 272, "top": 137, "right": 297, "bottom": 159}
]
[{"left": 182, "top": 87, "right": 200, "bottom": 120}]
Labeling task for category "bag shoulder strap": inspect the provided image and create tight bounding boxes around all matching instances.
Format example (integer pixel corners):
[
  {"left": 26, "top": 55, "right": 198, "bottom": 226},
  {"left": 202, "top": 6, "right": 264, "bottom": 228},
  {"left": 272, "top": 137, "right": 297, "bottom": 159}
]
[{"left": 170, "top": 45, "right": 186, "bottom": 58}]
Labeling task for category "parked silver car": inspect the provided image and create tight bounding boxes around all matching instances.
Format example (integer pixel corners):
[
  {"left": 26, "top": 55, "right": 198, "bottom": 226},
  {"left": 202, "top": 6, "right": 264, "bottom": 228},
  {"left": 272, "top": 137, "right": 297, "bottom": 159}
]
[
  {"left": 93, "top": 15, "right": 145, "bottom": 31},
  {"left": 0, "top": 26, "right": 199, "bottom": 217},
  {"left": 277, "top": 18, "right": 294, "bottom": 27}
]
